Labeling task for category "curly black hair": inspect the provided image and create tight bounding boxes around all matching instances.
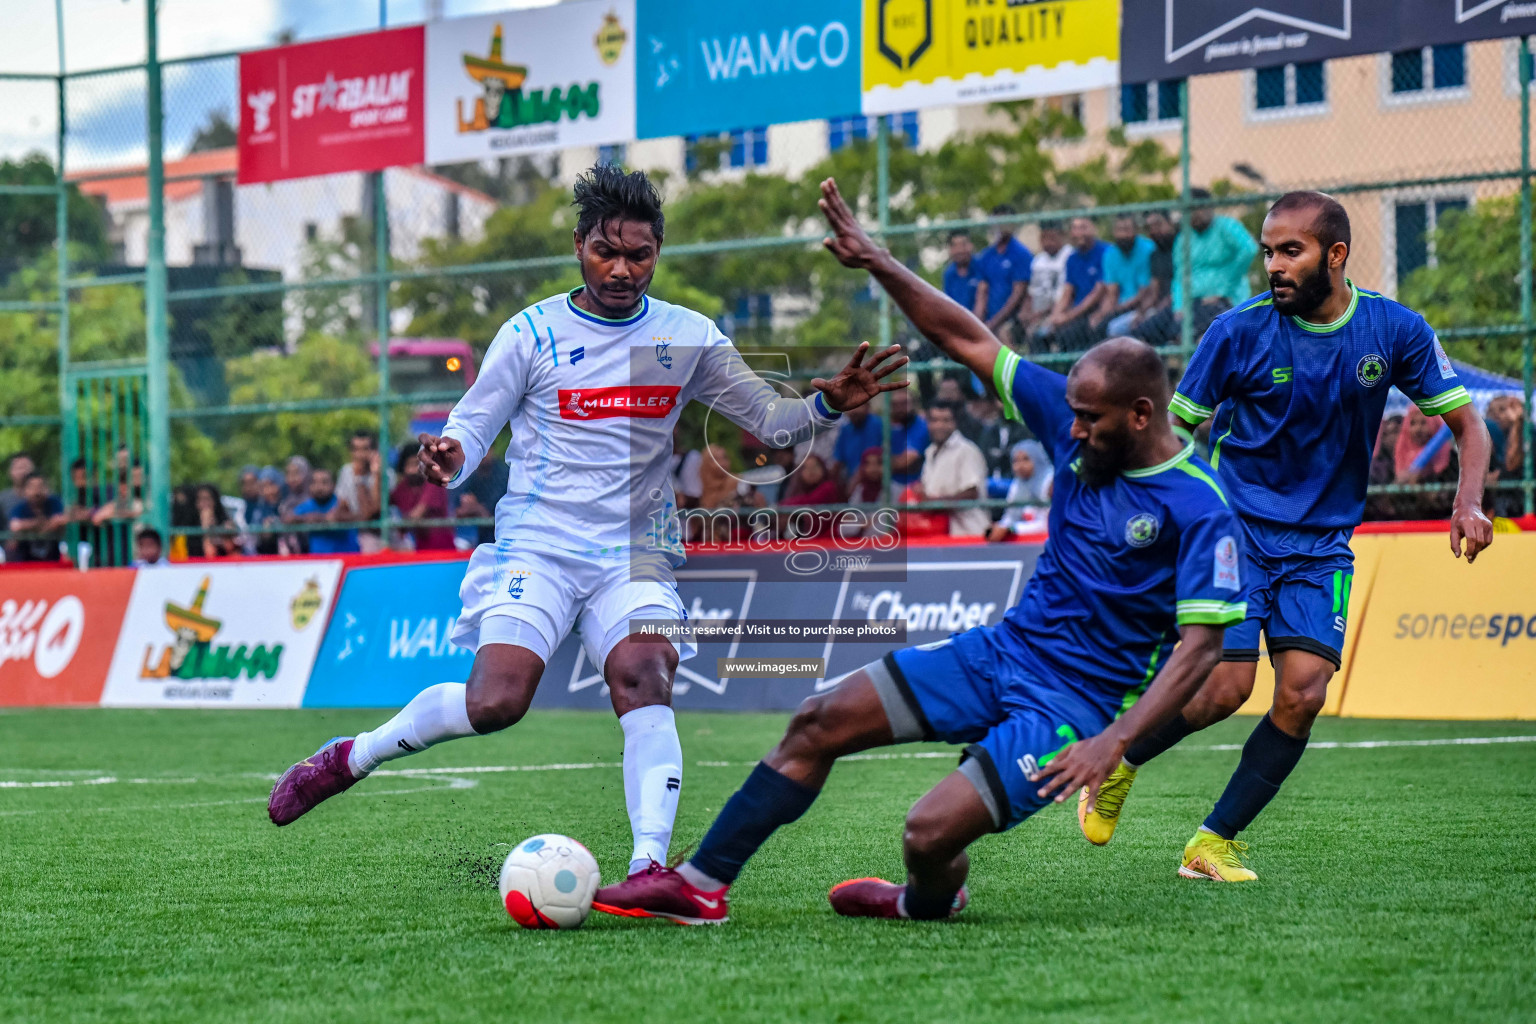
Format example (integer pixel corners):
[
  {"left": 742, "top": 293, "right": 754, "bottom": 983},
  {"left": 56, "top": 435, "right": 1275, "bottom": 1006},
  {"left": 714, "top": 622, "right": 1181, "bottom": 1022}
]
[{"left": 572, "top": 163, "right": 665, "bottom": 244}]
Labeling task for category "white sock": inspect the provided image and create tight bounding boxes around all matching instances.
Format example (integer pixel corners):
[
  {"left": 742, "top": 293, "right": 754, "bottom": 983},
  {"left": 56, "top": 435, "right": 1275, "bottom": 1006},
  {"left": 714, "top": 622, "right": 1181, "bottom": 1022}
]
[
  {"left": 347, "top": 682, "right": 477, "bottom": 778},
  {"left": 676, "top": 862, "right": 726, "bottom": 892},
  {"left": 620, "top": 704, "right": 682, "bottom": 874}
]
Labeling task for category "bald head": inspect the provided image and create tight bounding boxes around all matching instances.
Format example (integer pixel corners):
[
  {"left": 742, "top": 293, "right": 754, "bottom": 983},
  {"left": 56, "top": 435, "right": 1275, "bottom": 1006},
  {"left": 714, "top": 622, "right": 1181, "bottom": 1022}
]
[{"left": 1071, "top": 336, "right": 1171, "bottom": 412}]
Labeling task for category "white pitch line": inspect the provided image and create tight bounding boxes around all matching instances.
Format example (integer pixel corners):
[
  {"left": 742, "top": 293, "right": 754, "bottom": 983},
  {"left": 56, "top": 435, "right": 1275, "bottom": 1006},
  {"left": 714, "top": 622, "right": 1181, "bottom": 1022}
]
[{"left": 2, "top": 734, "right": 1532, "bottom": 795}]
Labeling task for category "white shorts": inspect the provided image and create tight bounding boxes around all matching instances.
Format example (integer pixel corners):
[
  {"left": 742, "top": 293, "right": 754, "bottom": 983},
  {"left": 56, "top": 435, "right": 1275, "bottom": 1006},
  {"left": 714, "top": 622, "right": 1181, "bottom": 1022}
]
[{"left": 451, "top": 544, "right": 696, "bottom": 671}]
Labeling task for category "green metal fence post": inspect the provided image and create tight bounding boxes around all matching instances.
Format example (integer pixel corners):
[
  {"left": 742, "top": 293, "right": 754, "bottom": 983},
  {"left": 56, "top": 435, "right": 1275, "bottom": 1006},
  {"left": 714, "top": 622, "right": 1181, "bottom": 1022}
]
[
  {"left": 55, "top": 0, "right": 74, "bottom": 508},
  {"left": 375, "top": 0, "right": 392, "bottom": 546},
  {"left": 144, "top": 0, "right": 172, "bottom": 539},
  {"left": 1521, "top": 38, "right": 1534, "bottom": 517},
  {"left": 877, "top": 114, "right": 894, "bottom": 506},
  {"left": 1177, "top": 78, "right": 1194, "bottom": 361}
]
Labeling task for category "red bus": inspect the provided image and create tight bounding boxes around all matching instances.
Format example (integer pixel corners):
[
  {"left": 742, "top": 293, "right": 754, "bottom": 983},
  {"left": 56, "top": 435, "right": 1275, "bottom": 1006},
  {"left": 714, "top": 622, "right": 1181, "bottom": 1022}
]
[{"left": 370, "top": 338, "right": 477, "bottom": 438}]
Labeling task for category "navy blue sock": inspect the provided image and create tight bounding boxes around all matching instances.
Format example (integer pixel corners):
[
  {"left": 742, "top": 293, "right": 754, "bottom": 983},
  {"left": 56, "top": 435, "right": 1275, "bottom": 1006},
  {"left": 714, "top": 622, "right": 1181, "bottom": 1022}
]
[
  {"left": 689, "top": 762, "right": 820, "bottom": 886},
  {"left": 1124, "top": 712, "right": 1197, "bottom": 767},
  {"left": 1204, "top": 715, "right": 1308, "bottom": 838},
  {"left": 902, "top": 884, "right": 959, "bottom": 920}
]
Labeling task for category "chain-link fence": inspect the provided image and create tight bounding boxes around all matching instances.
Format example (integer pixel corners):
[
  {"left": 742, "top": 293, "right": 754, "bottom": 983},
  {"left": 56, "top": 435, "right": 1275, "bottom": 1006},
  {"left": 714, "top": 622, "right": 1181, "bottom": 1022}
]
[{"left": 2, "top": 6, "right": 1532, "bottom": 565}]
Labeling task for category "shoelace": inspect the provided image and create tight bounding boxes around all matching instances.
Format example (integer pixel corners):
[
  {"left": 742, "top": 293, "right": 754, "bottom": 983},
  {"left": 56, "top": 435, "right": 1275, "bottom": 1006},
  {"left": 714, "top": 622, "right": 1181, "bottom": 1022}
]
[
  {"left": 1092, "top": 773, "right": 1133, "bottom": 819},
  {"left": 1211, "top": 838, "right": 1250, "bottom": 870}
]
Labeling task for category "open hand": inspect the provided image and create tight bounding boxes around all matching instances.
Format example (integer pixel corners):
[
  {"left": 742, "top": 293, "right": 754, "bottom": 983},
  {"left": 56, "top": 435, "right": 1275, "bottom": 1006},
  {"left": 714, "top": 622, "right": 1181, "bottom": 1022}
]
[
  {"left": 1028, "top": 731, "right": 1125, "bottom": 808},
  {"left": 811, "top": 341, "right": 910, "bottom": 415},
  {"left": 818, "top": 178, "right": 885, "bottom": 270}
]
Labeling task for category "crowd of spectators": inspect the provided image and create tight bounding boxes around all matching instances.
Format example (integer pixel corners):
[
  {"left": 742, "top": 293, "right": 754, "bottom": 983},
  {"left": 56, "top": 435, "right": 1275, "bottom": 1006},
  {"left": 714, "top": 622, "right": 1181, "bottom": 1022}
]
[
  {"left": 942, "top": 196, "right": 1259, "bottom": 354},
  {"left": 1364, "top": 396, "right": 1529, "bottom": 521}
]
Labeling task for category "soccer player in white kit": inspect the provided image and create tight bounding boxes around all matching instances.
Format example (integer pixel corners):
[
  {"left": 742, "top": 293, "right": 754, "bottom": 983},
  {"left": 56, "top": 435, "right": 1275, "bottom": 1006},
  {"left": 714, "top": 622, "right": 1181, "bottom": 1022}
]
[{"left": 267, "top": 165, "right": 909, "bottom": 880}]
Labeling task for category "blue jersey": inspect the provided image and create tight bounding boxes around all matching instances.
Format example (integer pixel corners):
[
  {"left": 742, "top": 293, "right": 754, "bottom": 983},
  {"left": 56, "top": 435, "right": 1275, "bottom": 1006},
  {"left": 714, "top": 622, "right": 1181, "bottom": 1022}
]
[
  {"left": 989, "top": 348, "right": 1248, "bottom": 715},
  {"left": 1170, "top": 282, "right": 1472, "bottom": 530}
]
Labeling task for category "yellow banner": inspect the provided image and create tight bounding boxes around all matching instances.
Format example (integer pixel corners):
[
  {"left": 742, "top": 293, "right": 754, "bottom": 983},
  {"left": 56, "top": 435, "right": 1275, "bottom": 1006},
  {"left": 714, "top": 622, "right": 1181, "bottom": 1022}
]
[
  {"left": 1340, "top": 532, "right": 1536, "bottom": 720},
  {"left": 861, "top": 0, "right": 1119, "bottom": 115}
]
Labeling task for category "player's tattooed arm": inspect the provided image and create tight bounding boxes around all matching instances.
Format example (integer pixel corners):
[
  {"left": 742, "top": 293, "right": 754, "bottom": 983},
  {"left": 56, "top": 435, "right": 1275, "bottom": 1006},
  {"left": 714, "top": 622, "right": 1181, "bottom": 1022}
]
[
  {"left": 1441, "top": 404, "right": 1494, "bottom": 563},
  {"left": 1030, "top": 624, "right": 1226, "bottom": 809},
  {"left": 817, "top": 177, "right": 1003, "bottom": 386}
]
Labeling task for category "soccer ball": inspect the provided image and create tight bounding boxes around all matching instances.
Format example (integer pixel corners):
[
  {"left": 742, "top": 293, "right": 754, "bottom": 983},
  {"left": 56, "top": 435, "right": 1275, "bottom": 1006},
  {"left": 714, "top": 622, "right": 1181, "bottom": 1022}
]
[{"left": 498, "top": 834, "right": 601, "bottom": 930}]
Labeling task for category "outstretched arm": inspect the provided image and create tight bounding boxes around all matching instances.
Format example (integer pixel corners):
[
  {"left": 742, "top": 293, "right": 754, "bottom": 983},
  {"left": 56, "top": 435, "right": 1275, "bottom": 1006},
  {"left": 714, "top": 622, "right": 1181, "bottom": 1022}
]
[
  {"left": 1029, "top": 624, "right": 1225, "bottom": 808},
  {"left": 1443, "top": 404, "right": 1493, "bottom": 563},
  {"left": 819, "top": 178, "right": 1003, "bottom": 386}
]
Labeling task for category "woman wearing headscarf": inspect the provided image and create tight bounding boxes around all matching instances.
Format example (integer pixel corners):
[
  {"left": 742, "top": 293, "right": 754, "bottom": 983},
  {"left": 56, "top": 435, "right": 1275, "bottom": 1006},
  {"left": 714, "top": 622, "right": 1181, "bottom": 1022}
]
[
  {"left": 1394, "top": 406, "right": 1458, "bottom": 518},
  {"left": 987, "top": 439, "right": 1053, "bottom": 541}
]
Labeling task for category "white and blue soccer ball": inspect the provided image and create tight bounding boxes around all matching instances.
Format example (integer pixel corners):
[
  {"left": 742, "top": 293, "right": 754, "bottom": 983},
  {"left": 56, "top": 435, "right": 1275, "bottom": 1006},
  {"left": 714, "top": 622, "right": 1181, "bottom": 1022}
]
[{"left": 499, "top": 833, "right": 601, "bottom": 930}]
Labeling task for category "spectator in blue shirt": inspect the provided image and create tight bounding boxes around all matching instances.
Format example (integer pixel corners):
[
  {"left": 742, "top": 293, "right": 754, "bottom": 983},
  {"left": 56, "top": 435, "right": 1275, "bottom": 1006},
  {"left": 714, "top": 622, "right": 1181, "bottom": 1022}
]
[
  {"left": 972, "top": 204, "right": 1033, "bottom": 344},
  {"left": 831, "top": 403, "right": 886, "bottom": 487},
  {"left": 941, "top": 231, "right": 980, "bottom": 313},
  {"left": 1101, "top": 213, "right": 1158, "bottom": 336},
  {"left": 287, "top": 467, "right": 359, "bottom": 554},
  {"left": 888, "top": 388, "right": 929, "bottom": 486},
  {"left": 7, "top": 472, "right": 65, "bottom": 562},
  {"left": 1039, "top": 216, "right": 1111, "bottom": 352}
]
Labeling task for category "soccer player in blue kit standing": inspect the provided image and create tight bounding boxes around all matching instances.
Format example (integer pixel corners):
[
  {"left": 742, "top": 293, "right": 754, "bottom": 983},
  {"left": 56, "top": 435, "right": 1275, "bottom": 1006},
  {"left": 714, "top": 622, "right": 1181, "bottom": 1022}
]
[
  {"left": 589, "top": 178, "right": 1248, "bottom": 925},
  {"left": 1078, "top": 191, "right": 1494, "bottom": 880}
]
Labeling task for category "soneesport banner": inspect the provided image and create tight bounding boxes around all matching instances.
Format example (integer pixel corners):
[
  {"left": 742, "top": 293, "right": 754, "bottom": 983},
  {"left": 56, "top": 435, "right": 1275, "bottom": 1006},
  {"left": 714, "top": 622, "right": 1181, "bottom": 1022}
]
[
  {"left": 0, "top": 569, "right": 134, "bottom": 706},
  {"left": 425, "top": 0, "right": 636, "bottom": 163},
  {"left": 1121, "top": 1, "right": 1536, "bottom": 84},
  {"left": 237, "top": 26, "right": 425, "bottom": 184},
  {"left": 1339, "top": 531, "right": 1536, "bottom": 720},
  {"left": 861, "top": 0, "right": 1119, "bottom": 116},
  {"left": 100, "top": 562, "right": 342, "bottom": 709},
  {"left": 636, "top": 0, "right": 862, "bottom": 139}
]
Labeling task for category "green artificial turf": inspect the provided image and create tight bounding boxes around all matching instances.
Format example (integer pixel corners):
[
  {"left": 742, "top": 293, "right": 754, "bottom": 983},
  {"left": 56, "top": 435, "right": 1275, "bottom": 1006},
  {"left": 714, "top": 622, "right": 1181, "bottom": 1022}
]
[{"left": 1, "top": 709, "right": 1532, "bottom": 1023}]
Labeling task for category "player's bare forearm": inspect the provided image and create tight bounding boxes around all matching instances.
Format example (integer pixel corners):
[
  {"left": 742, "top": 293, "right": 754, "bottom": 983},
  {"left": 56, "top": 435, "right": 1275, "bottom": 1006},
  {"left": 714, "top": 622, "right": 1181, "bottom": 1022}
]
[
  {"left": 817, "top": 177, "right": 1000, "bottom": 384},
  {"left": 1030, "top": 624, "right": 1224, "bottom": 804},
  {"left": 1443, "top": 404, "right": 1494, "bottom": 562}
]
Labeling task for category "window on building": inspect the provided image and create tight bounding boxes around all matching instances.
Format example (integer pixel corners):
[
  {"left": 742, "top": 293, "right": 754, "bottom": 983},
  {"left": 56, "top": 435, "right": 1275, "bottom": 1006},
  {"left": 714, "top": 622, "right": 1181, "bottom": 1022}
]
[
  {"left": 827, "top": 112, "right": 920, "bottom": 152},
  {"left": 1120, "top": 79, "right": 1184, "bottom": 125},
  {"left": 1392, "top": 44, "right": 1466, "bottom": 95},
  {"left": 597, "top": 143, "right": 626, "bottom": 167},
  {"left": 734, "top": 292, "right": 773, "bottom": 325},
  {"left": 1395, "top": 197, "right": 1469, "bottom": 283},
  {"left": 1254, "top": 61, "right": 1327, "bottom": 112},
  {"left": 686, "top": 127, "right": 769, "bottom": 172}
]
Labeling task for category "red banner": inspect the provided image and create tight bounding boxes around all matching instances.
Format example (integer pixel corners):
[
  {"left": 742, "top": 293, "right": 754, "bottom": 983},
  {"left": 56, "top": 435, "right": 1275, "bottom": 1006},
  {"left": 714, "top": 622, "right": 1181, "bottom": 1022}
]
[
  {"left": 0, "top": 568, "right": 135, "bottom": 706},
  {"left": 238, "top": 26, "right": 425, "bottom": 184},
  {"left": 558, "top": 386, "right": 682, "bottom": 419}
]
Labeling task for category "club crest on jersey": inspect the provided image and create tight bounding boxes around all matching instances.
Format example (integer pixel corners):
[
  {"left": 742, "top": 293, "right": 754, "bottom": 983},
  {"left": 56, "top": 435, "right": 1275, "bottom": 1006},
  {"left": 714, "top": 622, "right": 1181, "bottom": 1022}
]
[
  {"left": 655, "top": 340, "right": 672, "bottom": 370},
  {"left": 1214, "top": 535, "right": 1240, "bottom": 591},
  {"left": 1125, "top": 512, "right": 1159, "bottom": 548},
  {"left": 506, "top": 570, "right": 531, "bottom": 600},
  {"left": 1357, "top": 353, "right": 1387, "bottom": 387}
]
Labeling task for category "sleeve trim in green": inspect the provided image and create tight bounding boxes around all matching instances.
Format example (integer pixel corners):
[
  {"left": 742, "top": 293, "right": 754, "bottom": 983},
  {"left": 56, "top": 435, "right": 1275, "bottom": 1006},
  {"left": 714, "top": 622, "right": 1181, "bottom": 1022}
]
[
  {"left": 1176, "top": 602, "right": 1247, "bottom": 626},
  {"left": 993, "top": 348, "right": 1022, "bottom": 423},
  {"left": 1170, "top": 392, "right": 1212, "bottom": 424},
  {"left": 1414, "top": 386, "right": 1472, "bottom": 415}
]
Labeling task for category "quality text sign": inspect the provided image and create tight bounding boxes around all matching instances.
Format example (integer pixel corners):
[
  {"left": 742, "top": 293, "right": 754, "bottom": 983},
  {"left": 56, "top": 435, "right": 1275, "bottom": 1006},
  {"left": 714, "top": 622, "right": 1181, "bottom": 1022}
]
[
  {"left": 862, "top": 0, "right": 1119, "bottom": 115},
  {"left": 425, "top": 0, "right": 636, "bottom": 163},
  {"left": 101, "top": 562, "right": 341, "bottom": 708},
  {"left": 636, "top": 0, "right": 861, "bottom": 139},
  {"left": 238, "top": 26, "right": 425, "bottom": 184}
]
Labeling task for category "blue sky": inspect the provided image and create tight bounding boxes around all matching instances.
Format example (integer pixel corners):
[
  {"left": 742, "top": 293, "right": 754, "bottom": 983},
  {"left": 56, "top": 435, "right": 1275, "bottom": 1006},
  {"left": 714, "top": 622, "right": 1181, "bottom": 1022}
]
[{"left": 2, "top": 0, "right": 556, "bottom": 167}]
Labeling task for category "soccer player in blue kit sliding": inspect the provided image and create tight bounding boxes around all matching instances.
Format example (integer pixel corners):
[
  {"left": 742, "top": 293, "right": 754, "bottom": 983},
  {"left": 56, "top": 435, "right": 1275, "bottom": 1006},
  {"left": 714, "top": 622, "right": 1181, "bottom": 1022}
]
[
  {"left": 1078, "top": 191, "right": 1494, "bottom": 880},
  {"left": 590, "top": 178, "right": 1249, "bottom": 925}
]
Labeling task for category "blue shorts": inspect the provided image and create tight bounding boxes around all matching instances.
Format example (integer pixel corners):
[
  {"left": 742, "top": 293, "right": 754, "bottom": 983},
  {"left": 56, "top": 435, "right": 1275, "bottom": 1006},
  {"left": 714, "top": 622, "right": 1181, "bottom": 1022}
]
[
  {"left": 1223, "top": 518, "right": 1355, "bottom": 668},
  {"left": 871, "top": 625, "right": 1110, "bottom": 831}
]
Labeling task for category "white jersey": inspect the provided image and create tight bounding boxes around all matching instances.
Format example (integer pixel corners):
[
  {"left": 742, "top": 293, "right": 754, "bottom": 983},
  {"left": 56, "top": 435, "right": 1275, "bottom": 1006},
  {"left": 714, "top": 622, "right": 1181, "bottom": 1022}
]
[
  {"left": 442, "top": 289, "right": 841, "bottom": 566},
  {"left": 1029, "top": 245, "right": 1071, "bottom": 313}
]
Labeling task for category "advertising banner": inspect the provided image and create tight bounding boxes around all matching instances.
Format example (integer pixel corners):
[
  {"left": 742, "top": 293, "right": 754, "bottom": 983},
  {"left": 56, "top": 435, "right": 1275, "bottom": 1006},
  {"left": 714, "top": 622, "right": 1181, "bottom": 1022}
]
[
  {"left": 1340, "top": 532, "right": 1536, "bottom": 720},
  {"left": 305, "top": 560, "right": 473, "bottom": 708},
  {"left": 1122, "top": 1, "right": 1536, "bottom": 84},
  {"left": 861, "top": 0, "right": 1119, "bottom": 116},
  {"left": 100, "top": 562, "right": 342, "bottom": 708},
  {"left": 425, "top": 0, "right": 636, "bottom": 163},
  {"left": 237, "top": 26, "right": 425, "bottom": 184},
  {"left": 636, "top": 0, "right": 862, "bottom": 139},
  {"left": 0, "top": 568, "right": 135, "bottom": 706}
]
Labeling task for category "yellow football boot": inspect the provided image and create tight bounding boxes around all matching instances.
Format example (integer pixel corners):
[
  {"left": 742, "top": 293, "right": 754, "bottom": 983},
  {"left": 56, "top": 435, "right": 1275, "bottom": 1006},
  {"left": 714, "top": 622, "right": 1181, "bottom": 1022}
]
[
  {"left": 1077, "top": 761, "right": 1138, "bottom": 845},
  {"left": 1179, "top": 830, "right": 1258, "bottom": 882}
]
